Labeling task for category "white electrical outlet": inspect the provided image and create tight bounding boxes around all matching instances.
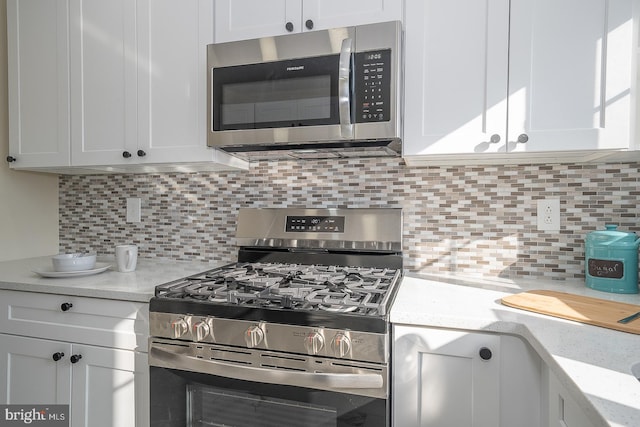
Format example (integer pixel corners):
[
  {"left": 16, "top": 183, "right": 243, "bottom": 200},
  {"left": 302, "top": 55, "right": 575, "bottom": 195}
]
[
  {"left": 536, "top": 198, "right": 560, "bottom": 231},
  {"left": 126, "top": 198, "right": 141, "bottom": 223}
]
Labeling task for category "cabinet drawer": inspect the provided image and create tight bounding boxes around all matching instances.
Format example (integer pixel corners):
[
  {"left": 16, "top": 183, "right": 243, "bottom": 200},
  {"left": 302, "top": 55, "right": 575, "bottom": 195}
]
[{"left": 0, "top": 290, "right": 149, "bottom": 352}]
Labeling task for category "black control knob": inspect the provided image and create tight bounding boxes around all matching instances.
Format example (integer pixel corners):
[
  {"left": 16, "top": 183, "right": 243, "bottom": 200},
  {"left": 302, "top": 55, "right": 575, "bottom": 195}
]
[
  {"left": 305, "top": 19, "right": 314, "bottom": 30},
  {"left": 6, "top": 156, "right": 16, "bottom": 163},
  {"left": 60, "top": 302, "right": 73, "bottom": 312},
  {"left": 52, "top": 352, "right": 65, "bottom": 362},
  {"left": 122, "top": 151, "right": 132, "bottom": 158},
  {"left": 285, "top": 22, "right": 294, "bottom": 32},
  {"left": 479, "top": 347, "right": 493, "bottom": 361},
  {"left": 137, "top": 150, "right": 146, "bottom": 157},
  {"left": 70, "top": 354, "right": 82, "bottom": 364}
]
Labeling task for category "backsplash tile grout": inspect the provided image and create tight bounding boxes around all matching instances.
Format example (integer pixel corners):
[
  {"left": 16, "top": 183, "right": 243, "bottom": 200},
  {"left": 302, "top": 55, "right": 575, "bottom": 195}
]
[{"left": 59, "top": 158, "right": 640, "bottom": 280}]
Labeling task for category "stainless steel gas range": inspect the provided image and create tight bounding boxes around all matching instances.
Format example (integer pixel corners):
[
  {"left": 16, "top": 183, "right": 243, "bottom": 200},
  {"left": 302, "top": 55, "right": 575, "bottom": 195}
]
[{"left": 148, "top": 208, "right": 402, "bottom": 427}]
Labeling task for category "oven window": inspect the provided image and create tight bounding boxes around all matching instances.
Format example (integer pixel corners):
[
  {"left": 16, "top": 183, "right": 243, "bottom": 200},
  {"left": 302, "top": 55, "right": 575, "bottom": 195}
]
[
  {"left": 150, "top": 367, "right": 387, "bottom": 427},
  {"left": 187, "top": 384, "right": 336, "bottom": 427}
]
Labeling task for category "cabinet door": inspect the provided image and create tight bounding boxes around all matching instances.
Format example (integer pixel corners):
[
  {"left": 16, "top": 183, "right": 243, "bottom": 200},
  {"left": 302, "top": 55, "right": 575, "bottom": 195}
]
[
  {"left": 546, "top": 369, "right": 598, "bottom": 427},
  {"left": 0, "top": 334, "right": 71, "bottom": 405},
  {"left": 403, "top": 0, "right": 510, "bottom": 156},
  {"left": 71, "top": 345, "right": 148, "bottom": 427},
  {"left": 213, "top": 0, "right": 302, "bottom": 42},
  {"left": 6, "top": 0, "right": 71, "bottom": 168},
  {"left": 507, "top": 0, "right": 633, "bottom": 152},
  {"left": 302, "top": 0, "right": 402, "bottom": 32},
  {"left": 393, "top": 325, "right": 501, "bottom": 427},
  {"left": 69, "top": 0, "right": 138, "bottom": 166},
  {"left": 136, "top": 0, "right": 221, "bottom": 164}
]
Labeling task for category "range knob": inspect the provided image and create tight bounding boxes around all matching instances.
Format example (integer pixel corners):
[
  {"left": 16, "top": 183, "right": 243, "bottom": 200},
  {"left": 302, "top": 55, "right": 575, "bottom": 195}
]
[
  {"left": 331, "top": 333, "right": 352, "bottom": 358},
  {"left": 192, "top": 320, "right": 210, "bottom": 342},
  {"left": 171, "top": 318, "right": 189, "bottom": 339},
  {"left": 304, "top": 332, "right": 325, "bottom": 355},
  {"left": 244, "top": 325, "right": 264, "bottom": 348}
]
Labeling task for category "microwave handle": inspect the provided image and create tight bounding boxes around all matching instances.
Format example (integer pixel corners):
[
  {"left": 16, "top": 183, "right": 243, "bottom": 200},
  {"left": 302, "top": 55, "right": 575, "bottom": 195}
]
[{"left": 339, "top": 38, "right": 353, "bottom": 138}]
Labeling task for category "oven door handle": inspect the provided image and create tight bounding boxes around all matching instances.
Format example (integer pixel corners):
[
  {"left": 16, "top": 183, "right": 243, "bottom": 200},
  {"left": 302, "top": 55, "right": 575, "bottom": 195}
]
[{"left": 149, "top": 343, "right": 383, "bottom": 391}]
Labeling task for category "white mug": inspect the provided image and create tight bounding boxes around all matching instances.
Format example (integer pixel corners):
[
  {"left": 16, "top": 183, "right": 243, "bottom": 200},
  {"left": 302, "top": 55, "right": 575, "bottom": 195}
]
[{"left": 115, "top": 245, "right": 138, "bottom": 272}]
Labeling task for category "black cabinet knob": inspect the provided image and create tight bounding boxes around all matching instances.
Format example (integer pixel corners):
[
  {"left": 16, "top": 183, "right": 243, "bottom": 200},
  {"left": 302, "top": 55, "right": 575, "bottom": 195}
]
[
  {"left": 137, "top": 150, "right": 146, "bottom": 157},
  {"left": 60, "top": 302, "right": 73, "bottom": 312},
  {"left": 285, "top": 22, "right": 294, "bottom": 32},
  {"left": 70, "top": 354, "right": 82, "bottom": 364},
  {"left": 6, "top": 156, "right": 16, "bottom": 163},
  {"left": 479, "top": 347, "right": 493, "bottom": 360},
  {"left": 305, "top": 19, "right": 314, "bottom": 30},
  {"left": 52, "top": 352, "right": 65, "bottom": 362},
  {"left": 122, "top": 151, "right": 132, "bottom": 158}
]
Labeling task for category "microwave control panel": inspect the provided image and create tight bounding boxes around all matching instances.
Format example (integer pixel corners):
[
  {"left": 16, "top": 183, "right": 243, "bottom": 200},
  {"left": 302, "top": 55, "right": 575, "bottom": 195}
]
[{"left": 354, "top": 49, "right": 392, "bottom": 123}]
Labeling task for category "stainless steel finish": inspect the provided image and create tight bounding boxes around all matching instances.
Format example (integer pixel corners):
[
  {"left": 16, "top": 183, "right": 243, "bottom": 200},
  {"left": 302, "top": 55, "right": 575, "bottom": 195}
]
[
  {"left": 244, "top": 324, "right": 265, "bottom": 348},
  {"left": 617, "top": 311, "right": 640, "bottom": 324},
  {"left": 150, "top": 312, "right": 388, "bottom": 363},
  {"left": 490, "top": 134, "right": 501, "bottom": 143},
  {"left": 304, "top": 331, "right": 325, "bottom": 355},
  {"left": 517, "top": 134, "right": 529, "bottom": 143},
  {"left": 206, "top": 21, "right": 402, "bottom": 158},
  {"left": 339, "top": 37, "right": 354, "bottom": 138},
  {"left": 171, "top": 318, "right": 188, "bottom": 338},
  {"left": 236, "top": 207, "right": 402, "bottom": 252},
  {"left": 332, "top": 333, "right": 352, "bottom": 358},
  {"left": 149, "top": 338, "right": 387, "bottom": 399}
]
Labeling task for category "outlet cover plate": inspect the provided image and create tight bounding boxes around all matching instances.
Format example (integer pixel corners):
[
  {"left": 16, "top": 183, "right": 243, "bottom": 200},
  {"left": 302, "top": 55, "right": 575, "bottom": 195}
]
[{"left": 536, "top": 198, "right": 560, "bottom": 231}]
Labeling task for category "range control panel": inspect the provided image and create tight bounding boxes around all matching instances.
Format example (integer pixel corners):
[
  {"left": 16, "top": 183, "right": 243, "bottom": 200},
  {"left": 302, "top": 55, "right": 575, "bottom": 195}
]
[
  {"left": 354, "top": 49, "right": 392, "bottom": 123},
  {"left": 285, "top": 216, "right": 345, "bottom": 233}
]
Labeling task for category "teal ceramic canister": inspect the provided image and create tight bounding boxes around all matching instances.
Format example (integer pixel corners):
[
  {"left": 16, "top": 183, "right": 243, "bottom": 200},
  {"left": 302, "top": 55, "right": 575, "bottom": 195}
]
[{"left": 585, "top": 224, "right": 640, "bottom": 294}]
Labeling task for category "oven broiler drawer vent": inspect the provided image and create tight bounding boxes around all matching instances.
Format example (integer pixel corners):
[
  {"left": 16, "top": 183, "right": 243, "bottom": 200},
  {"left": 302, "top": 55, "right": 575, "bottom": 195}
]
[{"left": 149, "top": 338, "right": 388, "bottom": 399}]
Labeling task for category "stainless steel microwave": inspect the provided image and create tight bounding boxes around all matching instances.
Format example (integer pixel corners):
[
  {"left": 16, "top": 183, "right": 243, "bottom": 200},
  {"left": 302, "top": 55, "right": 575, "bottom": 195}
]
[{"left": 207, "top": 21, "right": 402, "bottom": 161}]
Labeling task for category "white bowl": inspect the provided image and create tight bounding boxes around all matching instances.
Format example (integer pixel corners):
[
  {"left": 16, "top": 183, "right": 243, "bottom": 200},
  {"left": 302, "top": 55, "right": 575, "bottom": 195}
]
[{"left": 52, "top": 253, "right": 97, "bottom": 272}]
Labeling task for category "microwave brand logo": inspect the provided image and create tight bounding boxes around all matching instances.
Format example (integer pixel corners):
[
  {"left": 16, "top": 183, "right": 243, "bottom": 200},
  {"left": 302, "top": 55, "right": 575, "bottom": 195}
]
[
  {"left": 1, "top": 405, "right": 68, "bottom": 426},
  {"left": 286, "top": 65, "right": 305, "bottom": 71}
]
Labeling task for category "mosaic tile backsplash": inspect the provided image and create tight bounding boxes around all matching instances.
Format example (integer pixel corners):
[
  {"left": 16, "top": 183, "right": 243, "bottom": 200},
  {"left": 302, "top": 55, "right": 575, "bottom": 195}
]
[{"left": 59, "top": 158, "right": 640, "bottom": 280}]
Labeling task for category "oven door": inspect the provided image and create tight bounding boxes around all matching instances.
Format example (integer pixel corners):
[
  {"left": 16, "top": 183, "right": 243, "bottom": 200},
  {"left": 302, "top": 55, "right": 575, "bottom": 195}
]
[{"left": 149, "top": 340, "right": 388, "bottom": 427}]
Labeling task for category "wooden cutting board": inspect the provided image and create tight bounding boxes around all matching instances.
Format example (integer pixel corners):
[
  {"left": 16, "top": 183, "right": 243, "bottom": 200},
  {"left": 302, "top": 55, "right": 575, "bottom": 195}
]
[{"left": 501, "top": 290, "right": 640, "bottom": 334}]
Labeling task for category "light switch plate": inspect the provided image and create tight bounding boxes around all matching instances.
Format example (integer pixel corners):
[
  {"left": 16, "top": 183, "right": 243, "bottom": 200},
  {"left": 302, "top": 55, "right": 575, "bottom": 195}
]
[{"left": 126, "top": 198, "right": 141, "bottom": 223}]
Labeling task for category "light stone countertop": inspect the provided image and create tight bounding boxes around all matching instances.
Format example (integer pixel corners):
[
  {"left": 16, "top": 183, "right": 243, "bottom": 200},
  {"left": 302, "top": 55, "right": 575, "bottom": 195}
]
[
  {"left": 0, "top": 256, "right": 219, "bottom": 302},
  {"left": 1, "top": 257, "right": 638, "bottom": 426},
  {"left": 391, "top": 273, "right": 640, "bottom": 427}
]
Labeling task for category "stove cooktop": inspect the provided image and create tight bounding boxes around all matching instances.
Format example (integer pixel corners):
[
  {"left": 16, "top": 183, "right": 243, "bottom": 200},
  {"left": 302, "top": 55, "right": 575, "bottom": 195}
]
[
  {"left": 156, "top": 262, "right": 399, "bottom": 314},
  {"left": 151, "top": 261, "right": 402, "bottom": 333}
]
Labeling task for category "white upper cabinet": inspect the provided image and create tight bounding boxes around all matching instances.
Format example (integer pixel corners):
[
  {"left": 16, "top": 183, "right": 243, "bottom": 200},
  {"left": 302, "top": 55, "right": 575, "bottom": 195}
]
[
  {"left": 69, "top": 0, "right": 137, "bottom": 166},
  {"left": 6, "top": 0, "right": 71, "bottom": 168},
  {"left": 136, "top": 0, "right": 222, "bottom": 165},
  {"left": 403, "top": 0, "right": 635, "bottom": 164},
  {"left": 403, "top": 0, "right": 510, "bottom": 157},
  {"left": 7, "top": 0, "right": 248, "bottom": 173},
  {"left": 213, "top": 0, "right": 402, "bottom": 42},
  {"left": 507, "top": 0, "right": 633, "bottom": 153}
]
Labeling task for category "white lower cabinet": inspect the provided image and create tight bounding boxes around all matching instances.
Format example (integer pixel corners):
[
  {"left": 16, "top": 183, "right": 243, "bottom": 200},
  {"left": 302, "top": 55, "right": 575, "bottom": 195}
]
[
  {"left": 0, "top": 290, "right": 149, "bottom": 427},
  {"left": 393, "top": 325, "right": 544, "bottom": 427},
  {"left": 546, "top": 368, "right": 600, "bottom": 427}
]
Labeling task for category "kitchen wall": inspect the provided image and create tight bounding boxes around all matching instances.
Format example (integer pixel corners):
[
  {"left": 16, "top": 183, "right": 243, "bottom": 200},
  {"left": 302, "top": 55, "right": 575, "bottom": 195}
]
[
  {"left": 59, "top": 158, "right": 640, "bottom": 280},
  {"left": 0, "top": 0, "right": 59, "bottom": 262}
]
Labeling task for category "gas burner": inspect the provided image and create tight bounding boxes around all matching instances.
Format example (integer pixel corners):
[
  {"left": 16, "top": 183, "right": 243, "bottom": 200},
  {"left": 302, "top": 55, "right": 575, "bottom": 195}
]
[{"left": 155, "top": 261, "right": 400, "bottom": 316}]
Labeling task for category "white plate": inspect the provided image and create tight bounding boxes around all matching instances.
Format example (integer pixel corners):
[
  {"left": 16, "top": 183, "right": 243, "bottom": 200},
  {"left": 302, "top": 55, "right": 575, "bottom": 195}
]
[{"left": 34, "top": 263, "right": 112, "bottom": 278}]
